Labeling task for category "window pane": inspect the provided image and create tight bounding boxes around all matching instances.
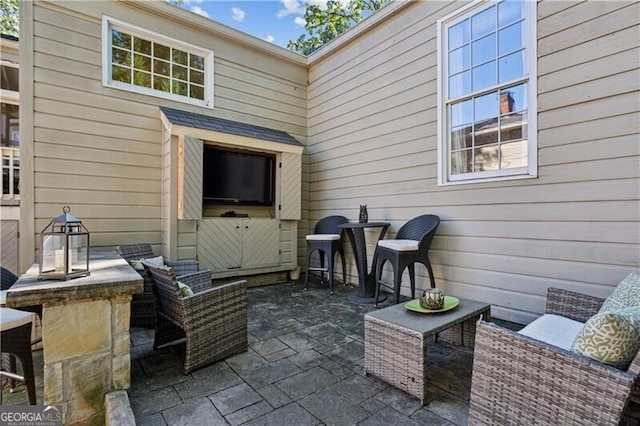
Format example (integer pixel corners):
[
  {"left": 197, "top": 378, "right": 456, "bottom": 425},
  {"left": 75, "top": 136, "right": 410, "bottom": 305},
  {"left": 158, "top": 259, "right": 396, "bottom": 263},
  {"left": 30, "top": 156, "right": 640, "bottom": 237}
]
[
  {"left": 112, "top": 47, "right": 130, "bottom": 66},
  {"left": 498, "top": 22, "right": 523, "bottom": 56},
  {"left": 189, "top": 84, "right": 204, "bottom": 100},
  {"left": 154, "top": 43, "right": 170, "bottom": 60},
  {"left": 111, "top": 29, "right": 131, "bottom": 49},
  {"left": 474, "top": 92, "right": 498, "bottom": 122},
  {"left": 449, "top": 45, "right": 470, "bottom": 75},
  {"left": 173, "top": 64, "right": 188, "bottom": 81},
  {"left": 133, "top": 70, "right": 151, "bottom": 88},
  {"left": 498, "top": 50, "right": 525, "bottom": 83},
  {"left": 451, "top": 126, "right": 473, "bottom": 149},
  {"left": 154, "top": 59, "right": 170, "bottom": 76},
  {"left": 190, "top": 54, "right": 205, "bottom": 70},
  {"left": 449, "top": 71, "right": 471, "bottom": 98},
  {"left": 471, "top": 5, "right": 496, "bottom": 39},
  {"left": 190, "top": 69, "right": 204, "bottom": 85},
  {"left": 501, "top": 111, "right": 527, "bottom": 142},
  {"left": 133, "top": 37, "right": 151, "bottom": 55},
  {"left": 451, "top": 150, "right": 472, "bottom": 174},
  {"left": 474, "top": 121, "right": 498, "bottom": 146},
  {"left": 154, "top": 76, "right": 170, "bottom": 93},
  {"left": 472, "top": 34, "right": 495, "bottom": 66},
  {"left": 112, "top": 65, "right": 131, "bottom": 83},
  {"left": 472, "top": 61, "right": 496, "bottom": 92},
  {"left": 474, "top": 145, "right": 499, "bottom": 171},
  {"left": 500, "top": 140, "right": 528, "bottom": 169},
  {"left": 173, "top": 49, "right": 188, "bottom": 66},
  {"left": 172, "top": 80, "right": 187, "bottom": 96},
  {"left": 451, "top": 99, "right": 473, "bottom": 127},
  {"left": 133, "top": 53, "right": 151, "bottom": 72},
  {"left": 1, "top": 103, "right": 19, "bottom": 147},
  {"left": 502, "top": 83, "right": 527, "bottom": 112},
  {"left": 499, "top": 0, "right": 524, "bottom": 27},
  {"left": 448, "top": 19, "right": 469, "bottom": 50},
  {"left": 0, "top": 66, "right": 19, "bottom": 91}
]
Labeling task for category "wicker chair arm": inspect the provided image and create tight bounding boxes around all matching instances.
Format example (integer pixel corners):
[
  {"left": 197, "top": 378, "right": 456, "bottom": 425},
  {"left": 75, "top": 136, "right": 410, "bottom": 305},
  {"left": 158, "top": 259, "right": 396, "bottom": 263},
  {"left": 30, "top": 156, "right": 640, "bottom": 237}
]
[
  {"left": 176, "top": 270, "right": 212, "bottom": 294},
  {"left": 545, "top": 287, "right": 605, "bottom": 322},
  {"left": 166, "top": 260, "right": 199, "bottom": 276},
  {"left": 182, "top": 280, "right": 248, "bottom": 332},
  {"left": 470, "top": 321, "right": 635, "bottom": 426}
]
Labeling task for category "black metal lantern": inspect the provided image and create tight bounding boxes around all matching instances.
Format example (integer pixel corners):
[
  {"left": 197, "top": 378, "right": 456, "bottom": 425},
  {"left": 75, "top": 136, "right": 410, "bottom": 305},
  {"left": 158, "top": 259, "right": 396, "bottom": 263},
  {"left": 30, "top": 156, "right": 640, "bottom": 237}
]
[{"left": 38, "top": 206, "right": 90, "bottom": 280}]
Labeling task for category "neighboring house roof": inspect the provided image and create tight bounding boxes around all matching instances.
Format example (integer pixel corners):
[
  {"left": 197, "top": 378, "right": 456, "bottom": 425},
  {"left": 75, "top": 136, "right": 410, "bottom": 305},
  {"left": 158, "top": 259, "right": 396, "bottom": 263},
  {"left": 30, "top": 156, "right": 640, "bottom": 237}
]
[{"left": 160, "top": 107, "right": 303, "bottom": 147}]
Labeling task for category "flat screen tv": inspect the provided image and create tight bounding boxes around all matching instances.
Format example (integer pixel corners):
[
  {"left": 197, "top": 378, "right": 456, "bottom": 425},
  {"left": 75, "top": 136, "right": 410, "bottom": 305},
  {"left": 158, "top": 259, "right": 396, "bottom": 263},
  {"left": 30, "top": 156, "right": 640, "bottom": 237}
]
[{"left": 202, "top": 146, "right": 275, "bottom": 206}]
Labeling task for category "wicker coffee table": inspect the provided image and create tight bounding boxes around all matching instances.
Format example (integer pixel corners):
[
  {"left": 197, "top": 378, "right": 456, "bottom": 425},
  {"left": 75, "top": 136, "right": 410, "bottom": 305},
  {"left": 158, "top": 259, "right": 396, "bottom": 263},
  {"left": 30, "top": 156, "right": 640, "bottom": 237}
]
[{"left": 364, "top": 297, "right": 490, "bottom": 404}]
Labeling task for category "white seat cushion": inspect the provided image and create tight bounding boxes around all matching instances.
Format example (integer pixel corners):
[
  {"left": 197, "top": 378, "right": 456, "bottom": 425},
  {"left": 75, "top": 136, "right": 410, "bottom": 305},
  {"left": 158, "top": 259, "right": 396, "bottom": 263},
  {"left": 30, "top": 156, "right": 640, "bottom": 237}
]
[
  {"left": 1, "top": 307, "right": 34, "bottom": 332},
  {"left": 518, "top": 313, "right": 584, "bottom": 351},
  {"left": 306, "top": 234, "right": 341, "bottom": 241},
  {"left": 378, "top": 239, "right": 419, "bottom": 251}
]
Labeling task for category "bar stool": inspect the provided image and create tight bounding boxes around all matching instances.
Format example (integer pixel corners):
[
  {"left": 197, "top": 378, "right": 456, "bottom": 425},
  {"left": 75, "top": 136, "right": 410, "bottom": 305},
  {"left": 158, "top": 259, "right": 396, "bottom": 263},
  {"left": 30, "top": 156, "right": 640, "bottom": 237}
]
[
  {"left": 304, "top": 215, "right": 348, "bottom": 295},
  {"left": 1, "top": 307, "right": 37, "bottom": 404}
]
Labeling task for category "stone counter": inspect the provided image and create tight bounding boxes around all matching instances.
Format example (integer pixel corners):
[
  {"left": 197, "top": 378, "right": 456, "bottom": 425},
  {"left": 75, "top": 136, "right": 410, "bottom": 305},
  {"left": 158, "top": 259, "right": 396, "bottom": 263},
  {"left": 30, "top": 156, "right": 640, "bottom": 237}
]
[{"left": 6, "top": 249, "right": 143, "bottom": 426}]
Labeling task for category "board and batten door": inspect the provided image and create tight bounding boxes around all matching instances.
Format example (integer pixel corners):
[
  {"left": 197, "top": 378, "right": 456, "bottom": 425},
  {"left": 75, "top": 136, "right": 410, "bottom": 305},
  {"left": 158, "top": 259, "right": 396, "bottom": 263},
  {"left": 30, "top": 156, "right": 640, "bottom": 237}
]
[
  {"left": 241, "top": 219, "right": 280, "bottom": 268},
  {"left": 198, "top": 219, "right": 242, "bottom": 271},
  {"left": 279, "top": 152, "right": 301, "bottom": 220},
  {"left": 178, "top": 136, "right": 203, "bottom": 221}
]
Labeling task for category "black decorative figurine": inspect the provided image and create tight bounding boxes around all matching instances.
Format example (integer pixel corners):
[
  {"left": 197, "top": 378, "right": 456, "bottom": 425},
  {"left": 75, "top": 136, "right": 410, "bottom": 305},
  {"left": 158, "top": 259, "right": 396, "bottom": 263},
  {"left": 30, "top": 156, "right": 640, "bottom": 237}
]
[{"left": 359, "top": 205, "right": 368, "bottom": 223}]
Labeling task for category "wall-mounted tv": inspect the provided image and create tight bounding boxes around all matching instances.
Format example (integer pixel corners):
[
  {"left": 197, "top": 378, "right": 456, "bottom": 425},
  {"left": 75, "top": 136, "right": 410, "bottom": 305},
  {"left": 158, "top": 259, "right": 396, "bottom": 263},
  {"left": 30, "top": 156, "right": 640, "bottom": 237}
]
[{"left": 202, "top": 145, "right": 275, "bottom": 206}]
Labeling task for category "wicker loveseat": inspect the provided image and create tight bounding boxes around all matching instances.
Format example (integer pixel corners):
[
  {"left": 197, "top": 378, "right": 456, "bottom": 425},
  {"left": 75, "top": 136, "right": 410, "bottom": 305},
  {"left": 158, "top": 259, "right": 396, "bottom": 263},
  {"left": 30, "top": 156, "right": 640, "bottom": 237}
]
[
  {"left": 143, "top": 262, "right": 248, "bottom": 374},
  {"left": 116, "top": 244, "right": 199, "bottom": 328},
  {"left": 469, "top": 284, "right": 640, "bottom": 425}
]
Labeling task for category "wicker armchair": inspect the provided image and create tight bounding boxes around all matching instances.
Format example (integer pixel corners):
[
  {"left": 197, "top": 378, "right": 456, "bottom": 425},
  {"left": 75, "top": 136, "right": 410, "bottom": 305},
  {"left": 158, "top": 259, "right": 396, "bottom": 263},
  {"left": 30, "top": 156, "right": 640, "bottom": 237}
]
[
  {"left": 469, "top": 287, "right": 640, "bottom": 426},
  {"left": 143, "top": 263, "right": 248, "bottom": 374},
  {"left": 116, "top": 244, "right": 199, "bottom": 328}
]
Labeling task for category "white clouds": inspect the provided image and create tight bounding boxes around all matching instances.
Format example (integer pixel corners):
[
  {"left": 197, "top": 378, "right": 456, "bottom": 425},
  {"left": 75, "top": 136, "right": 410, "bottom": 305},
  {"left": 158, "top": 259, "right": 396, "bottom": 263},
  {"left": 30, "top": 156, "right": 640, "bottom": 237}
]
[
  {"left": 190, "top": 6, "right": 209, "bottom": 18},
  {"left": 231, "top": 7, "right": 245, "bottom": 22},
  {"left": 277, "top": 0, "right": 303, "bottom": 18},
  {"left": 294, "top": 16, "right": 306, "bottom": 27},
  {"left": 264, "top": 35, "right": 275, "bottom": 43}
]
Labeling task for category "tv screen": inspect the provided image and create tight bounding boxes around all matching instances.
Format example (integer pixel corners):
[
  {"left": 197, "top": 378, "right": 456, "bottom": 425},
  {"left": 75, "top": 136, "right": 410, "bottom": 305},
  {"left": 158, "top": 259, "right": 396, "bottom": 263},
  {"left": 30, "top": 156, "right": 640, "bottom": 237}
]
[{"left": 202, "top": 146, "right": 275, "bottom": 206}]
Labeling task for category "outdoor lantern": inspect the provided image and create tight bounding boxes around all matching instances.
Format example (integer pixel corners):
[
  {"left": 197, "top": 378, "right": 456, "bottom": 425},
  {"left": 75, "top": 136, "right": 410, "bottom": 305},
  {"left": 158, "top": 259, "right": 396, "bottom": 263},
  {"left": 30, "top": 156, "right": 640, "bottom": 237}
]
[{"left": 38, "top": 206, "right": 90, "bottom": 280}]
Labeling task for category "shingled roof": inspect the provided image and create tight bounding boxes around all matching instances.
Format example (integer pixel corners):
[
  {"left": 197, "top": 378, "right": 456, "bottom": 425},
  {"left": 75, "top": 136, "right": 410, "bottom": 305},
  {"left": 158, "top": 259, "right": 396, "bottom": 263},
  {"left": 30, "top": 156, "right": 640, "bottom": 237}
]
[{"left": 160, "top": 107, "right": 302, "bottom": 147}]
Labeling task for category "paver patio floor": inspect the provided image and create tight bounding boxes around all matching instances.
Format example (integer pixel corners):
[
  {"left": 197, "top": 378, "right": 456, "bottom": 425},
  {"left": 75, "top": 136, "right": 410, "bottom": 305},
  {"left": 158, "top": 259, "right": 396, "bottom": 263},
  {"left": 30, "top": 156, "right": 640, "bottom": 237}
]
[{"left": 130, "top": 278, "right": 502, "bottom": 426}]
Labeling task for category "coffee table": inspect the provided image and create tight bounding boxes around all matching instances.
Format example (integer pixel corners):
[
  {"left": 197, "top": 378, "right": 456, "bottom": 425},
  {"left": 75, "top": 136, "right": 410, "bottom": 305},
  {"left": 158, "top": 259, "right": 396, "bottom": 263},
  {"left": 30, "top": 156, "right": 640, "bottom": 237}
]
[{"left": 364, "top": 297, "right": 490, "bottom": 404}]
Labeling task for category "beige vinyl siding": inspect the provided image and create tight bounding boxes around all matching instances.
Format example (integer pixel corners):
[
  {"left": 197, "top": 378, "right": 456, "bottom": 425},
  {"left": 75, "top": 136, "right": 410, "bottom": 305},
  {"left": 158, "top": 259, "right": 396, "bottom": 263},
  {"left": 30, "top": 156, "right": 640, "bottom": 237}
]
[
  {"left": 23, "top": 0, "right": 307, "bottom": 267},
  {"left": 307, "top": 1, "right": 639, "bottom": 323}
]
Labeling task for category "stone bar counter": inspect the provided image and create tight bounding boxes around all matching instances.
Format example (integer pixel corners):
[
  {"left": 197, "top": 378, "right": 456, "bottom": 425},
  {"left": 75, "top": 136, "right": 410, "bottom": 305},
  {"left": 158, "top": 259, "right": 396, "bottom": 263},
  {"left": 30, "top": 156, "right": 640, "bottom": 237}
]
[{"left": 6, "top": 249, "right": 143, "bottom": 425}]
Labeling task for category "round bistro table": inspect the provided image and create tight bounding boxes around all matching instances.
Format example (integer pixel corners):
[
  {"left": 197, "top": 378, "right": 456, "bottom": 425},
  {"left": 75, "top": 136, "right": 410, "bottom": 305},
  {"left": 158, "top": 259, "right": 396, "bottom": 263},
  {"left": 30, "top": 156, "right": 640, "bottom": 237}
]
[{"left": 339, "top": 222, "right": 390, "bottom": 304}]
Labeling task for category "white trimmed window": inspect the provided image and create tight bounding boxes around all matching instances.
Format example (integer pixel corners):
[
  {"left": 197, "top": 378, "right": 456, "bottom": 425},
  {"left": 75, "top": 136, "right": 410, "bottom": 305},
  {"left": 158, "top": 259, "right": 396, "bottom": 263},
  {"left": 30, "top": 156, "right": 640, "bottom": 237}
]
[
  {"left": 102, "top": 17, "right": 214, "bottom": 108},
  {"left": 437, "top": 0, "right": 536, "bottom": 185}
]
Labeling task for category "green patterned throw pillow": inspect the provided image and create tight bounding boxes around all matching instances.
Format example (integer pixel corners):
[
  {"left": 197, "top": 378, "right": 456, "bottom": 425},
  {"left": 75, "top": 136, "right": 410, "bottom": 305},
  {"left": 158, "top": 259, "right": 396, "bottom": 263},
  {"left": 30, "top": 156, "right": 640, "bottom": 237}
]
[
  {"left": 571, "top": 307, "right": 640, "bottom": 370},
  {"left": 177, "top": 281, "right": 193, "bottom": 298},
  {"left": 600, "top": 272, "right": 640, "bottom": 312}
]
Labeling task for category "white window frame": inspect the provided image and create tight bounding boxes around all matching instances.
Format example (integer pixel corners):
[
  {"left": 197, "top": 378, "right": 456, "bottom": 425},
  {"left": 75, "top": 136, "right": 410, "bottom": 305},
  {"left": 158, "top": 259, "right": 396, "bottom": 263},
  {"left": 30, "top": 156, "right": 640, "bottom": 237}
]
[
  {"left": 102, "top": 16, "right": 214, "bottom": 109},
  {"left": 436, "top": 0, "right": 537, "bottom": 185},
  {"left": 0, "top": 60, "right": 20, "bottom": 104}
]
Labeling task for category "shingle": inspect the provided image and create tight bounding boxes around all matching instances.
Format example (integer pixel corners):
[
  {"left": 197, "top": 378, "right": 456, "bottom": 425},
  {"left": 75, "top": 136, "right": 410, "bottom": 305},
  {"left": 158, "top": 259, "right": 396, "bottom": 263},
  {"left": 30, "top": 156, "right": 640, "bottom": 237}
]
[{"left": 160, "top": 107, "right": 302, "bottom": 147}]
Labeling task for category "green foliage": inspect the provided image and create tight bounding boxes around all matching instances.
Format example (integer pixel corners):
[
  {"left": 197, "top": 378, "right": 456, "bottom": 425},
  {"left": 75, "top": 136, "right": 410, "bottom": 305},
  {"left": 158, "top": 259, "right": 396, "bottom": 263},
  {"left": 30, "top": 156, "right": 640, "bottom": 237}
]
[
  {"left": 0, "top": 0, "right": 19, "bottom": 37},
  {"left": 288, "top": 0, "right": 389, "bottom": 55}
]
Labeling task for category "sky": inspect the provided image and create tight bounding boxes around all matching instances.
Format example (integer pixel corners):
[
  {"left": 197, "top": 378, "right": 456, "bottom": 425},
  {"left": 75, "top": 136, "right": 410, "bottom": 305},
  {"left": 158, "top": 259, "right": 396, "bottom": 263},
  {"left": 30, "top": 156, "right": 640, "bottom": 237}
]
[{"left": 179, "top": 0, "right": 315, "bottom": 49}]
